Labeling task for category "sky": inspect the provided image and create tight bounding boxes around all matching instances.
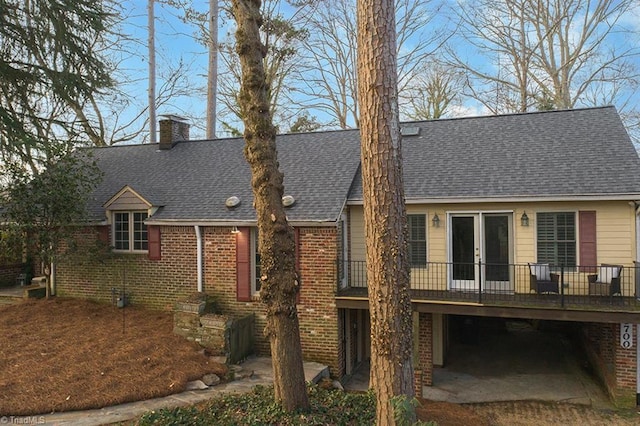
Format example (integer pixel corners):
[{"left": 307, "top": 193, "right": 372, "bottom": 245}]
[{"left": 112, "top": 0, "right": 640, "bottom": 144}]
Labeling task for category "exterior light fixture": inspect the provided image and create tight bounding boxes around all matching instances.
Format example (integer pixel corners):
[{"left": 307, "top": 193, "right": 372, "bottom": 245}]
[
  {"left": 521, "top": 211, "right": 529, "bottom": 227},
  {"left": 432, "top": 213, "right": 440, "bottom": 228},
  {"left": 231, "top": 226, "right": 240, "bottom": 234}
]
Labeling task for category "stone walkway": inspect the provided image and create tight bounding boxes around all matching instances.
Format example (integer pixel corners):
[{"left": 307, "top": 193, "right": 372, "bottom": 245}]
[{"left": 31, "top": 357, "right": 328, "bottom": 426}]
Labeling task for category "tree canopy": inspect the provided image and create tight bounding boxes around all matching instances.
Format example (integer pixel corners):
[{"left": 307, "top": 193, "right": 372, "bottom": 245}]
[{"left": 0, "top": 0, "right": 114, "bottom": 169}]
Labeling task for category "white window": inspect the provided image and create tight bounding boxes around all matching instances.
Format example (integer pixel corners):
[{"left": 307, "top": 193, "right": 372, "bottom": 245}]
[
  {"left": 536, "top": 212, "right": 576, "bottom": 267},
  {"left": 113, "top": 211, "right": 148, "bottom": 251}
]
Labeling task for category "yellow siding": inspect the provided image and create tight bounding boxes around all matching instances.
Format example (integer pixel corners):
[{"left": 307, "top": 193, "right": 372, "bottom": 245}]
[
  {"left": 349, "top": 205, "right": 366, "bottom": 262},
  {"left": 347, "top": 200, "right": 637, "bottom": 295}
]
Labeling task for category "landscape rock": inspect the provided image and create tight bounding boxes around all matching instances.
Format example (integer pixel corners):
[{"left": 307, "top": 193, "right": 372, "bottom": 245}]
[
  {"left": 332, "top": 380, "right": 344, "bottom": 391},
  {"left": 202, "top": 373, "right": 221, "bottom": 386},
  {"left": 185, "top": 380, "right": 209, "bottom": 390}
]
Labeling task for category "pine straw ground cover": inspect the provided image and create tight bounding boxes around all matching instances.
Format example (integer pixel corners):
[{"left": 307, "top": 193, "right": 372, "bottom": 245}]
[
  {"left": 3, "top": 298, "right": 640, "bottom": 425},
  {"left": 0, "top": 298, "right": 226, "bottom": 416}
]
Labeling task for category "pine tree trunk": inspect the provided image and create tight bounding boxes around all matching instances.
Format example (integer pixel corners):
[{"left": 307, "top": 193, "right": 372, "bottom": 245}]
[
  {"left": 231, "top": 0, "right": 309, "bottom": 411},
  {"left": 206, "top": 0, "right": 218, "bottom": 139},
  {"left": 356, "top": 0, "right": 415, "bottom": 424}
]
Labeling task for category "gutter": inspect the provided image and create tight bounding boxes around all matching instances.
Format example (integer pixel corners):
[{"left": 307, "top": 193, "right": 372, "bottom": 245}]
[
  {"left": 145, "top": 219, "right": 338, "bottom": 227},
  {"left": 194, "top": 226, "right": 203, "bottom": 292},
  {"left": 346, "top": 194, "right": 640, "bottom": 205}
]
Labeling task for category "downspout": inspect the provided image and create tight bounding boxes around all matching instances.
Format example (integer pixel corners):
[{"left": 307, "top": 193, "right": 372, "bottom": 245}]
[
  {"left": 50, "top": 261, "right": 56, "bottom": 296},
  {"left": 195, "top": 225, "right": 203, "bottom": 292}
]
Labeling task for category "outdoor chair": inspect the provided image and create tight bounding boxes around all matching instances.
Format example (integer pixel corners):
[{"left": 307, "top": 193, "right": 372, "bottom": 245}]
[
  {"left": 588, "top": 264, "right": 623, "bottom": 296},
  {"left": 528, "top": 263, "right": 559, "bottom": 294}
]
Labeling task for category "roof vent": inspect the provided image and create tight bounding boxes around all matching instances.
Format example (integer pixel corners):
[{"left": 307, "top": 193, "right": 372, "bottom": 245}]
[
  {"left": 282, "top": 195, "right": 295, "bottom": 207},
  {"left": 225, "top": 196, "right": 241, "bottom": 208},
  {"left": 401, "top": 126, "right": 420, "bottom": 136}
]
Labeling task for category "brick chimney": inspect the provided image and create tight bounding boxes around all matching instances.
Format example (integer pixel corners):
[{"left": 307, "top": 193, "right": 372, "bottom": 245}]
[{"left": 159, "top": 115, "right": 189, "bottom": 150}]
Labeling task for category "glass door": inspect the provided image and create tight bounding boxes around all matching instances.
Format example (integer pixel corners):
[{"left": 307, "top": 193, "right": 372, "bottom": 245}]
[
  {"left": 450, "top": 215, "right": 479, "bottom": 291},
  {"left": 483, "top": 214, "right": 513, "bottom": 293},
  {"left": 449, "top": 213, "right": 514, "bottom": 293}
]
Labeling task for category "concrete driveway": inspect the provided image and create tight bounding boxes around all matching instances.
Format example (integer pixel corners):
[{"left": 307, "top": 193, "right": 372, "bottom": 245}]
[{"left": 345, "top": 318, "right": 613, "bottom": 409}]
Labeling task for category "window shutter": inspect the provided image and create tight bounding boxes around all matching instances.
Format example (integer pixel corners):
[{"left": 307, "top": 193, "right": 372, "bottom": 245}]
[
  {"left": 579, "top": 211, "right": 597, "bottom": 273},
  {"left": 236, "top": 227, "right": 251, "bottom": 302},
  {"left": 147, "top": 225, "right": 161, "bottom": 260},
  {"left": 294, "top": 228, "right": 301, "bottom": 304},
  {"left": 97, "top": 225, "right": 110, "bottom": 245}
]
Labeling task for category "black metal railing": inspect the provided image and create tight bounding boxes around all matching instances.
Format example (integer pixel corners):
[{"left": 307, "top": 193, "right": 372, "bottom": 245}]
[{"left": 337, "top": 260, "right": 640, "bottom": 310}]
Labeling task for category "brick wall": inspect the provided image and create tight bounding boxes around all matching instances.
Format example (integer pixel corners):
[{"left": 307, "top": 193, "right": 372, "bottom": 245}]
[
  {"left": 296, "top": 228, "right": 341, "bottom": 373},
  {"left": 0, "top": 263, "right": 25, "bottom": 287},
  {"left": 416, "top": 312, "right": 433, "bottom": 394},
  {"left": 582, "top": 322, "right": 637, "bottom": 407},
  {"left": 204, "top": 226, "right": 342, "bottom": 374},
  {"left": 56, "top": 226, "right": 198, "bottom": 310},
  {"left": 614, "top": 324, "right": 637, "bottom": 406},
  {"left": 56, "top": 224, "right": 342, "bottom": 375}
]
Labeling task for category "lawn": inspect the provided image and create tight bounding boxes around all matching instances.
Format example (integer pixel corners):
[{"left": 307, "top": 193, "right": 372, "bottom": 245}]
[{"left": 0, "top": 298, "right": 226, "bottom": 416}]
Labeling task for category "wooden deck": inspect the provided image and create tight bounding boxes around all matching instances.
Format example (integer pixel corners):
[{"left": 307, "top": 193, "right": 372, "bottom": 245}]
[{"left": 336, "top": 286, "right": 640, "bottom": 323}]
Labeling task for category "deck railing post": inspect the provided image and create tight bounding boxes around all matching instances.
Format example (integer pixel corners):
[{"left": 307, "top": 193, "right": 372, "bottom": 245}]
[
  {"left": 560, "top": 265, "right": 565, "bottom": 308},
  {"left": 478, "top": 259, "right": 483, "bottom": 304}
]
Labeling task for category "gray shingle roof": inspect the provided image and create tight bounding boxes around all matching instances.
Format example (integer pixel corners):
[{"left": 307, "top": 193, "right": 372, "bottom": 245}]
[
  {"left": 88, "top": 129, "right": 361, "bottom": 223},
  {"left": 88, "top": 106, "right": 640, "bottom": 224},
  {"left": 349, "top": 106, "right": 640, "bottom": 202}
]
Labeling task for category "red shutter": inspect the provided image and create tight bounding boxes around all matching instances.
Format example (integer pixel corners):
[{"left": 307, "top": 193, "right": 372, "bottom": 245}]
[
  {"left": 294, "top": 228, "right": 301, "bottom": 304},
  {"left": 97, "top": 225, "right": 110, "bottom": 245},
  {"left": 148, "top": 225, "right": 161, "bottom": 260},
  {"left": 579, "top": 211, "right": 597, "bottom": 273},
  {"left": 236, "top": 227, "right": 251, "bottom": 302}
]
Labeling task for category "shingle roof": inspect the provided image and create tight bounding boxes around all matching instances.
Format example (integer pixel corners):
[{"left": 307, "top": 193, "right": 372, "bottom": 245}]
[
  {"left": 88, "top": 106, "right": 640, "bottom": 224},
  {"left": 349, "top": 106, "right": 640, "bottom": 202},
  {"left": 88, "top": 129, "right": 361, "bottom": 223}
]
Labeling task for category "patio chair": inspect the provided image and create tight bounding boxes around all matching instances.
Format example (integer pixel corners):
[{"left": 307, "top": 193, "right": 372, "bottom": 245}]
[
  {"left": 588, "top": 264, "right": 623, "bottom": 296},
  {"left": 528, "top": 263, "right": 559, "bottom": 294}
]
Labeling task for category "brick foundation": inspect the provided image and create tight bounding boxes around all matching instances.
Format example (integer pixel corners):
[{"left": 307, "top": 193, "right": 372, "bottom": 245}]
[
  {"left": 582, "top": 322, "right": 637, "bottom": 408},
  {"left": 416, "top": 312, "right": 433, "bottom": 394}
]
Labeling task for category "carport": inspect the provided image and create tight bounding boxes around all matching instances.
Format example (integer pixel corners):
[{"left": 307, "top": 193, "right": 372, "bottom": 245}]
[{"left": 422, "top": 316, "right": 612, "bottom": 407}]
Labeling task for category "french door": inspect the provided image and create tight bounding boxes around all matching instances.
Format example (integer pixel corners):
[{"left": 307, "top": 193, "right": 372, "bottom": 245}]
[{"left": 449, "top": 213, "right": 513, "bottom": 293}]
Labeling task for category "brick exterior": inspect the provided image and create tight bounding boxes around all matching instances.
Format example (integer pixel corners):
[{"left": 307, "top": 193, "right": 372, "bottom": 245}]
[
  {"left": 57, "top": 226, "right": 198, "bottom": 310},
  {"left": 582, "top": 322, "right": 637, "bottom": 407},
  {"left": 0, "top": 263, "right": 25, "bottom": 287},
  {"left": 417, "top": 312, "right": 433, "bottom": 393},
  {"left": 56, "top": 224, "right": 343, "bottom": 376}
]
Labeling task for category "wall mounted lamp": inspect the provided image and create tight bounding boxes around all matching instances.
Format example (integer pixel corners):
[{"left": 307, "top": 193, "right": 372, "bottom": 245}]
[
  {"left": 231, "top": 226, "right": 240, "bottom": 234},
  {"left": 521, "top": 211, "right": 529, "bottom": 227},
  {"left": 432, "top": 213, "right": 440, "bottom": 228}
]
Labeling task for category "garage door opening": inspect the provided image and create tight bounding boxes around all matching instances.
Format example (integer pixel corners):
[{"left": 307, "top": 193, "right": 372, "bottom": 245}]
[{"left": 425, "top": 315, "right": 611, "bottom": 406}]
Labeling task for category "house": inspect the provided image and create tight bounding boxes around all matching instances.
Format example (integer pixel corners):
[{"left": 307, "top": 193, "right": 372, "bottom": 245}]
[{"left": 54, "top": 106, "right": 640, "bottom": 407}]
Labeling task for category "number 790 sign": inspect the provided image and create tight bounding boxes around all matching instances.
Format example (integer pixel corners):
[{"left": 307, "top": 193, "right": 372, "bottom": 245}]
[{"left": 620, "top": 323, "right": 633, "bottom": 349}]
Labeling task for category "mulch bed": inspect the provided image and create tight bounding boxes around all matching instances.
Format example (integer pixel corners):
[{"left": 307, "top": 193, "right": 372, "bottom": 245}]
[{"left": 0, "top": 298, "right": 226, "bottom": 415}]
